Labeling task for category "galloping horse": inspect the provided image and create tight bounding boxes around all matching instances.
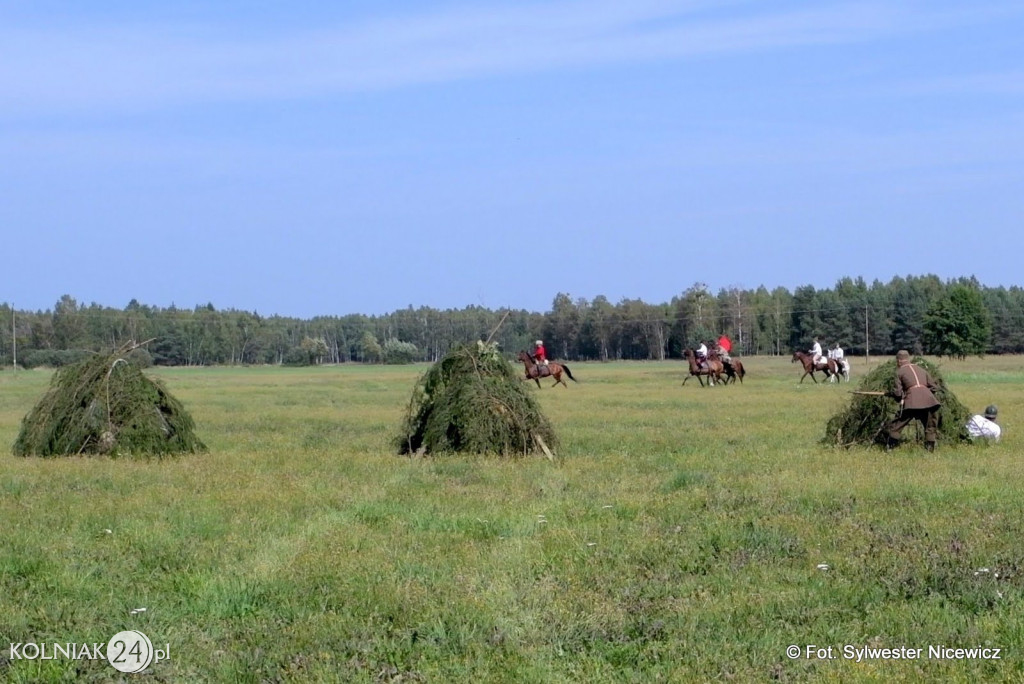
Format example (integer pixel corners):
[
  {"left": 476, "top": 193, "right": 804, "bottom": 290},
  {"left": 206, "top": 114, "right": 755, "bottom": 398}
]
[
  {"left": 517, "top": 350, "right": 578, "bottom": 388},
  {"left": 682, "top": 349, "right": 723, "bottom": 387},
  {"left": 722, "top": 357, "right": 746, "bottom": 384},
  {"left": 792, "top": 350, "right": 839, "bottom": 384}
]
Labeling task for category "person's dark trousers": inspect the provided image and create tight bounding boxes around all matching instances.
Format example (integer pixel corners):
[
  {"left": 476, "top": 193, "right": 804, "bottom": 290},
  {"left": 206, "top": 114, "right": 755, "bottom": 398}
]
[{"left": 888, "top": 406, "right": 940, "bottom": 448}]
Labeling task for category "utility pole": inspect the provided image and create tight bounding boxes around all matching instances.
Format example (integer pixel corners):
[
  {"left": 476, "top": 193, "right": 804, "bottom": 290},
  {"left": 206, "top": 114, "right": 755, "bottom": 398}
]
[
  {"left": 12, "top": 303, "right": 16, "bottom": 371},
  {"left": 864, "top": 306, "right": 869, "bottom": 361}
]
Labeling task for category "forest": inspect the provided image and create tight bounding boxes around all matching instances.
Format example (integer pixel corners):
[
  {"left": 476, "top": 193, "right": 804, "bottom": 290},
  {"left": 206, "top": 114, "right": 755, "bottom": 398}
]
[{"left": 1, "top": 274, "right": 1017, "bottom": 367}]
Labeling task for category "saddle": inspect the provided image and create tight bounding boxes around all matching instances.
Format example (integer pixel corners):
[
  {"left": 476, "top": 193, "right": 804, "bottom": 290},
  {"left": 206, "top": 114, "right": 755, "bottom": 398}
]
[{"left": 534, "top": 363, "right": 551, "bottom": 378}]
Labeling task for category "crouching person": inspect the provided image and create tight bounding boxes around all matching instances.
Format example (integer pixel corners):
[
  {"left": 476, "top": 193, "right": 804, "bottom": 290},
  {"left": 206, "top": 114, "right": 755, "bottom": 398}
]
[{"left": 966, "top": 405, "right": 1001, "bottom": 442}]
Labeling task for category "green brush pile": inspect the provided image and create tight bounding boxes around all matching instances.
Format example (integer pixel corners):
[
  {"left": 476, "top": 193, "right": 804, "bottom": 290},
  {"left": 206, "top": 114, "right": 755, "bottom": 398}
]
[
  {"left": 823, "top": 356, "right": 970, "bottom": 448},
  {"left": 13, "top": 344, "right": 207, "bottom": 457},
  {"left": 397, "top": 341, "right": 557, "bottom": 456}
]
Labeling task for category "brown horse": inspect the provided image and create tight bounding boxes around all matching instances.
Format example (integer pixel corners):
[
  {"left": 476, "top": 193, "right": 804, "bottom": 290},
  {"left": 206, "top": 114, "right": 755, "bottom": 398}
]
[
  {"left": 792, "top": 350, "right": 839, "bottom": 384},
  {"left": 722, "top": 357, "right": 746, "bottom": 384},
  {"left": 517, "top": 350, "right": 578, "bottom": 388},
  {"left": 682, "top": 349, "right": 723, "bottom": 386}
]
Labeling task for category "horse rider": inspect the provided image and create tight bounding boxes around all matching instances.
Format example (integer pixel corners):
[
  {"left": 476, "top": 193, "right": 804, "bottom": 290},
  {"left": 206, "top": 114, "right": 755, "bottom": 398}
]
[
  {"left": 810, "top": 337, "right": 823, "bottom": 367},
  {"left": 716, "top": 333, "right": 732, "bottom": 362},
  {"left": 533, "top": 340, "right": 549, "bottom": 367},
  {"left": 695, "top": 341, "right": 709, "bottom": 370},
  {"left": 828, "top": 342, "right": 849, "bottom": 378}
]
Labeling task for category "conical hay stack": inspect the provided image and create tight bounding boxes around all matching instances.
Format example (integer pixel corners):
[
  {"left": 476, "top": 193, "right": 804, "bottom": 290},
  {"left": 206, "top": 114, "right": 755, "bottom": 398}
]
[
  {"left": 397, "top": 341, "right": 557, "bottom": 456},
  {"left": 822, "top": 357, "right": 970, "bottom": 447},
  {"left": 13, "top": 345, "right": 207, "bottom": 457}
]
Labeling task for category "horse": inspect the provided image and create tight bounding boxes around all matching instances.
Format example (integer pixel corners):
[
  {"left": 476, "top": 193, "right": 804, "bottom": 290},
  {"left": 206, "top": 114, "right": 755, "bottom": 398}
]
[
  {"left": 682, "top": 349, "right": 723, "bottom": 387},
  {"left": 835, "top": 358, "right": 851, "bottom": 383},
  {"left": 791, "top": 350, "right": 839, "bottom": 384},
  {"left": 722, "top": 357, "right": 746, "bottom": 384},
  {"left": 516, "top": 350, "right": 578, "bottom": 388}
]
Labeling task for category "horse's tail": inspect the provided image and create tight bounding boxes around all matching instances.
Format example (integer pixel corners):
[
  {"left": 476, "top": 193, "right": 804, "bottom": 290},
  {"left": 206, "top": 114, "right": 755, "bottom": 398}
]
[{"left": 562, "top": 364, "right": 579, "bottom": 383}]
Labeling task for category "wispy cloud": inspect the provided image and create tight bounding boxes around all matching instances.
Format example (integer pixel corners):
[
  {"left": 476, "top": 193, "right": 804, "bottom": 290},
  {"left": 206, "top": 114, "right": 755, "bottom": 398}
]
[
  {"left": 0, "top": 0, "right": 999, "bottom": 115},
  {"left": 880, "top": 71, "right": 1024, "bottom": 98}
]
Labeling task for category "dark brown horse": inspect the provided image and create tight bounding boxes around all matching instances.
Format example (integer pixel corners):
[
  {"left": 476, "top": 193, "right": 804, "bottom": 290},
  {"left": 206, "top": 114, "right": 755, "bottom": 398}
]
[
  {"left": 682, "top": 349, "right": 723, "bottom": 386},
  {"left": 722, "top": 357, "right": 746, "bottom": 384},
  {"left": 792, "top": 350, "right": 839, "bottom": 384},
  {"left": 517, "top": 351, "right": 577, "bottom": 388}
]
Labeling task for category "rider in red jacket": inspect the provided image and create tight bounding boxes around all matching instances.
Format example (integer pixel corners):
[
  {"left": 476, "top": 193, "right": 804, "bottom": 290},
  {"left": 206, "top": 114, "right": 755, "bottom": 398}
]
[
  {"left": 534, "top": 340, "right": 548, "bottom": 365},
  {"left": 717, "top": 334, "right": 732, "bottom": 355}
]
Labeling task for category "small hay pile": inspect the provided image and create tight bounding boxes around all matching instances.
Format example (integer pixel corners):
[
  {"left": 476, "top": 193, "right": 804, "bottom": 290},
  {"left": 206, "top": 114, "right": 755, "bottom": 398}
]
[
  {"left": 823, "top": 357, "right": 970, "bottom": 447},
  {"left": 13, "top": 344, "right": 207, "bottom": 457},
  {"left": 397, "top": 341, "right": 557, "bottom": 457}
]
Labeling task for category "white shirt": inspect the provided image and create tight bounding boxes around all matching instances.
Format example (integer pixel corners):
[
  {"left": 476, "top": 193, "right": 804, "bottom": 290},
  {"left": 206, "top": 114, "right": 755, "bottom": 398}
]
[
  {"left": 829, "top": 347, "right": 844, "bottom": 360},
  {"left": 696, "top": 343, "right": 707, "bottom": 357},
  {"left": 966, "top": 415, "right": 1001, "bottom": 441},
  {"left": 810, "top": 342, "right": 822, "bottom": 357}
]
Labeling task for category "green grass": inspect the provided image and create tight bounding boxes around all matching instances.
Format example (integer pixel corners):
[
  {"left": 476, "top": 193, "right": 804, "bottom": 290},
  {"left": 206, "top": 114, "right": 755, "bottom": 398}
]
[{"left": 1, "top": 356, "right": 1023, "bottom": 682}]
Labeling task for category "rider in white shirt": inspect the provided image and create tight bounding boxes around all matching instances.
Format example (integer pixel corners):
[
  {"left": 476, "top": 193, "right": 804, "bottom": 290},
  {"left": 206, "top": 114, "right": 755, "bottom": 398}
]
[
  {"left": 810, "top": 338, "right": 823, "bottom": 365},
  {"left": 829, "top": 342, "right": 850, "bottom": 379}
]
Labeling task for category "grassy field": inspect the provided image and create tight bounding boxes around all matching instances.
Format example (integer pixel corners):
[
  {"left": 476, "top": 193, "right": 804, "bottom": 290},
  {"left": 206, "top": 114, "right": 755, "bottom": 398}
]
[{"left": 1, "top": 355, "right": 1023, "bottom": 682}]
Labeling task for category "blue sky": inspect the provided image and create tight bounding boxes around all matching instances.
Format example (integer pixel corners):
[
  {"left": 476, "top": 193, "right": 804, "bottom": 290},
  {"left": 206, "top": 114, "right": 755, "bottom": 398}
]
[{"left": 3, "top": 1, "right": 1023, "bottom": 317}]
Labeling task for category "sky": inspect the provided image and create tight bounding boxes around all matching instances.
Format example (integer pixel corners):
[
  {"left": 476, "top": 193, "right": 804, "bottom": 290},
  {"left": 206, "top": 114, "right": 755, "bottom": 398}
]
[{"left": 3, "top": 0, "right": 1023, "bottom": 318}]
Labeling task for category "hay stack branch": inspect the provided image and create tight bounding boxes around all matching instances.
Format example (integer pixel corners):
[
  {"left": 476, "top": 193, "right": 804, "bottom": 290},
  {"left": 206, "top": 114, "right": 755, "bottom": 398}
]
[
  {"left": 823, "top": 357, "right": 970, "bottom": 447},
  {"left": 13, "top": 342, "right": 206, "bottom": 457},
  {"left": 398, "top": 341, "right": 557, "bottom": 456}
]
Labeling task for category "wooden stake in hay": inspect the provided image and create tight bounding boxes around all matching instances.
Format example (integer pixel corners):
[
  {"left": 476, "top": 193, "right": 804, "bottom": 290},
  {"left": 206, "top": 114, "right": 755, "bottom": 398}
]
[
  {"left": 13, "top": 343, "right": 207, "bottom": 457},
  {"left": 822, "top": 356, "right": 970, "bottom": 448},
  {"left": 397, "top": 341, "right": 557, "bottom": 456}
]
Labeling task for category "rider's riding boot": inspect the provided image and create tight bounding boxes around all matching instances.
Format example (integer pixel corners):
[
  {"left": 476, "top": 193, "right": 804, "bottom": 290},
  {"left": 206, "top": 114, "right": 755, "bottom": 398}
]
[{"left": 925, "top": 441, "right": 936, "bottom": 453}]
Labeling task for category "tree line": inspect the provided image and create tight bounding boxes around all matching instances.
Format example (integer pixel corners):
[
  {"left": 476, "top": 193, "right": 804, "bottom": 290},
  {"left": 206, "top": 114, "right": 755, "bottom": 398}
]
[{"left": 0, "top": 274, "right": 1014, "bottom": 367}]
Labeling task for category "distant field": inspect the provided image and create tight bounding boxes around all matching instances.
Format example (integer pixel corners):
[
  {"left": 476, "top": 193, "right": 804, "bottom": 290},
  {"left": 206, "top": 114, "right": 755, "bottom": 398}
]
[{"left": 1, "top": 355, "right": 1023, "bottom": 682}]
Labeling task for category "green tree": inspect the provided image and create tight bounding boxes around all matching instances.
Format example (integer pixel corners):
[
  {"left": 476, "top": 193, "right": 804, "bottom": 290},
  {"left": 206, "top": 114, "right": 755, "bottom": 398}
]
[
  {"left": 922, "top": 284, "right": 992, "bottom": 360},
  {"left": 300, "top": 336, "right": 330, "bottom": 365},
  {"left": 381, "top": 338, "right": 419, "bottom": 364},
  {"left": 52, "top": 295, "right": 86, "bottom": 349},
  {"left": 545, "top": 293, "right": 581, "bottom": 360},
  {"left": 359, "top": 331, "right": 383, "bottom": 363},
  {"left": 580, "top": 295, "right": 618, "bottom": 361},
  {"left": 676, "top": 283, "right": 717, "bottom": 349},
  {"left": 789, "top": 285, "right": 822, "bottom": 350}
]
